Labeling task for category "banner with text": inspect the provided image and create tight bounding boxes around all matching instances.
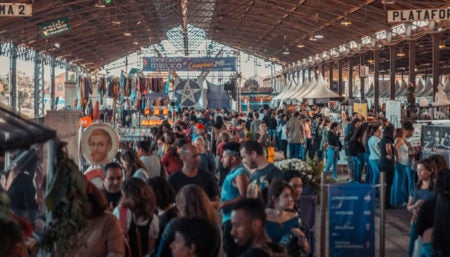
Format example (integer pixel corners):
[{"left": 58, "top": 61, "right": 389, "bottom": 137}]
[
  {"left": 387, "top": 8, "right": 450, "bottom": 23},
  {"left": 329, "top": 184, "right": 375, "bottom": 257},
  {"left": 142, "top": 57, "right": 236, "bottom": 72}
]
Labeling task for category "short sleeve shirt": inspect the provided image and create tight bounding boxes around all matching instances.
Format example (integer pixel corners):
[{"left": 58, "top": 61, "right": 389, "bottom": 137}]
[
  {"left": 247, "top": 163, "right": 282, "bottom": 204},
  {"left": 169, "top": 169, "right": 219, "bottom": 200}
]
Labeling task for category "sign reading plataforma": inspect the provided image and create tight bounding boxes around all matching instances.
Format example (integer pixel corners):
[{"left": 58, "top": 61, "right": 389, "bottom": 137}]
[
  {"left": 387, "top": 8, "right": 450, "bottom": 23},
  {"left": 385, "top": 100, "right": 402, "bottom": 128},
  {"left": 0, "top": 3, "right": 32, "bottom": 16}
]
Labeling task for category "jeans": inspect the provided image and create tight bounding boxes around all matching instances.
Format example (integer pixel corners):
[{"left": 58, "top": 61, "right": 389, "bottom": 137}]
[
  {"left": 279, "top": 139, "right": 287, "bottom": 159},
  {"left": 368, "top": 159, "right": 380, "bottom": 186},
  {"left": 288, "top": 143, "right": 305, "bottom": 160},
  {"left": 364, "top": 153, "right": 371, "bottom": 184},
  {"left": 351, "top": 155, "right": 363, "bottom": 183},
  {"left": 324, "top": 148, "right": 338, "bottom": 178},
  {"left": 405, "top": 166, "right": 415, "bottom": 196}
]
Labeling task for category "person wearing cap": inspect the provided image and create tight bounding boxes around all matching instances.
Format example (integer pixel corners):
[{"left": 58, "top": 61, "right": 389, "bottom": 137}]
[
  {"left": 219, "top": 142, "right": 249, "bottom": 257},
  {"left": 192, "top": 123, "right": 207, "bottom": 143}
]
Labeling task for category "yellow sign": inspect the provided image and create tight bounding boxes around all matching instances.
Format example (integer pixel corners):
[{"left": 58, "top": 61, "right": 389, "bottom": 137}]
[
  {"left": 387, "top": 8, "right": 450, "bottom": 23},
  {"left": 353, "top": 103, "right": 368, "bottom": 120},
  {"left": 0, "top": 3, "right": 32, "bottom": 16}
]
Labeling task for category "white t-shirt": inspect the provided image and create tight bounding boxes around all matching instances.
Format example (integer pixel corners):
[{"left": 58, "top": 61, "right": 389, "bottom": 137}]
[{"left": 140, "top": 155, "right": 161, "bottom": 178}]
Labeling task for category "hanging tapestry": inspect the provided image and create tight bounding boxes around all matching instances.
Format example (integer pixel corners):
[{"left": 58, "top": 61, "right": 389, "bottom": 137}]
[
  {"left": 206, "top": 80, "right": 230, "bottom": 109},
  {"left": 174, "top": 79, "right": 203, "bottom": 108}
]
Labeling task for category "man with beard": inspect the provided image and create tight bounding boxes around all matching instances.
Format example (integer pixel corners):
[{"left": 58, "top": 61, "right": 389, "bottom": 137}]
[
  {"left": 219, "top": 142, "right": 249, "bottom": 257},
  {"left": 240, "top": 140, "right": 281, "bottom": 205},
  {"left": 231, "top": 198, "right": 288, "bottom": 257},
  {"left": 88, "top": 128, "right": 113, "bottom": 164}
]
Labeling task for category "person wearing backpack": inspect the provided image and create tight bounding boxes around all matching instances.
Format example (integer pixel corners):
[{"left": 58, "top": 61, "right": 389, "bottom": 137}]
[{"left": 230, "top": 198, "right": 289, "bottom": 257}]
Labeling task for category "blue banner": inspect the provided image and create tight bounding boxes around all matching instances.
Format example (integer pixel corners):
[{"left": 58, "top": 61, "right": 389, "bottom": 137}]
[
  {"left": 142, "top": 57, "right": 236, "bottom": 72},
  {"left": 329, "top": 184, "right": 375, "bottom": 257}
]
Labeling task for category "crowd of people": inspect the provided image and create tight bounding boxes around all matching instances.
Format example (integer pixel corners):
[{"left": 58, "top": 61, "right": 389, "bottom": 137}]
[{"left": 1, "top": 106, "right": 450, "bottom": 257}]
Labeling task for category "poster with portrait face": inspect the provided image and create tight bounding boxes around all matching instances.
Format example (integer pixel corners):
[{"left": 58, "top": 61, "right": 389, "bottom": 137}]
[{"left": 81, "top": 123, "right": 119, "bottom": 165}]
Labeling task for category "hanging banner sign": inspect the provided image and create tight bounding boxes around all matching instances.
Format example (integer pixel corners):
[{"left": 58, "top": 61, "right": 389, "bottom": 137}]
[
  {"left": 329, "top": 184, "right": 375, "bottom": 257},
  {"left": 387, "top": 8, "right": 450, "bottom": 23},
  {"left": 0, "top": 3, "right": 32, "bottom": 16},
  {"left": 38, "top": 17, "right": 72, "bottom": 38},
  {"left": 142, "top": 57, "right": 236, "bottom": 72},
  {"left": 385, "top": 100, "right": 402, "bottom": 128}
]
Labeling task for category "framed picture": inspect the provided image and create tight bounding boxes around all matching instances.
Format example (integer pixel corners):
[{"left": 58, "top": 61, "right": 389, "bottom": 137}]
[{"left": 81, "top": 123, "right": 119, "bottom": 165}]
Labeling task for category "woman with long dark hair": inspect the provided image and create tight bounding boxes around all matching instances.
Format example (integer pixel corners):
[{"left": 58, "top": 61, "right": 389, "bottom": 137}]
[
  {"left": 114, "top": 178, "right": 159, "bottom": 257},
  {"left": 265, "top": 179, "right": 309, "bottom": 257},
  {"left": 121, "top": 150, "right": 149, "bottom": 182},
  {"left": 211, "top": 115, "right": 227, "bottom": 156},
  {"left": 431, "top": 168, "right": 450, "bottom": 256},
  {"left": 156, "top": 185, "right": 219, "bottom": 257}
]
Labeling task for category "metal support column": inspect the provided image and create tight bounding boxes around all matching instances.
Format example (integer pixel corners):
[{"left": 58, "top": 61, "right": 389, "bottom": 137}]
[
  {"left": 9, "top": 42, "right": 17, "bottom": 112},
  {"left": 338, "top": 60, "right": 343, "bottom": 96},
  {"left": 374, "top": 50, "right": 380, "bottom": 111},
  {"left": 320, "top": 171, "right": 327, "bottom": 257},
  {"left": 360, "top": 54, "right": 365, "bottom": 100},
  {"left": 321, "top": 65, "right": 325, "bottom": 78},
  {"left": 432, "top": 34, "right": 440, "bottom": 99},
  {"left": 329, "top": 62, "right": 333, "bottom": 90},
  {"left": 389, "top": 46, "right": 396, "bottom": 100},
  {"left": 302, "top": 69, "right": 305, "bottom": 83},
  {"left": 348, "top": 58, "right": 353, "bottom": 99},
  {"left": 380, "top": 172, "right": 386, "bottom": 257},
  {"left": 76, "top": 68, "right": 81, "bottom": 110},
  {"left": 409, "top": 41, "right": 416, "bottom": 86},
  {"left": 50, "top": 56, "right": 56, "bottom": 110}
]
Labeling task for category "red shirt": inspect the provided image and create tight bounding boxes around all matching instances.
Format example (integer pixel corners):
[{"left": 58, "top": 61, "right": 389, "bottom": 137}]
[{"left": 161, "top": 151, "right": 182, "bottom": 176}]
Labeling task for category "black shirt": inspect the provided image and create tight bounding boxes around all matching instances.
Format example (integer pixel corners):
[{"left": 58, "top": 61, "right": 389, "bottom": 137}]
[
  {"left": 240, "top": 242, "right": 288, "bottom": 257},
  {"left": 101, "top": 189, "right": 122, "bottom": 208},
  {"left": 416, "top": 197, "right": 436, "bottom": 236},
  {"left": 169, "top": 169, "right": 219, "bottom": 200}
]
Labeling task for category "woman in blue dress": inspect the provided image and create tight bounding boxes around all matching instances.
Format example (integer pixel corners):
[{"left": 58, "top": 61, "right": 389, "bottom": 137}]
[
  {"left": 391, "top": 128, "right": 409, "bottom": 207},
  {"left": 265, "top": 179, "right": 309, "bottom": 257}
]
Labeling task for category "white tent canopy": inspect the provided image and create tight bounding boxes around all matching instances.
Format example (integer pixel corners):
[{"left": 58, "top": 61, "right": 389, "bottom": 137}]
[
  {"left": 292, "top": 78, "right": 314, "bottom": 99},
  {"left": 300, "top": 75, "right": 341, "bottom": 99},
  {"left": 272, "top": 79, "right": 294, "bottom": 101}
]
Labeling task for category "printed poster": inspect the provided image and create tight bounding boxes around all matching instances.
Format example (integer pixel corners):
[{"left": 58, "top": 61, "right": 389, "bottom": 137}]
[
  {"left": 385, "top": 100, "right": 402, "bottom": 128},
  {"left": 353, "top": 103, "right": 367, "bottom": 120},
  {"left": 329, "top": 184, "right": 375, "bottom": 257}
]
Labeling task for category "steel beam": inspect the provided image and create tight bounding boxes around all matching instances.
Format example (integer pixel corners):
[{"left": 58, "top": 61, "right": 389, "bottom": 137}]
[
  {"left": 374, "top": 50, "right": 380, "bottom": 111},
  {"left": 9, "top": 43, "right": 17, "bottom": 112},
  {"left": 34, "top": 51, "right": 45, "bottom": 118},
  {"left": 50, "top": 56, "right": 55, "bottom": 110},
  {"left": 390, "top": 46, "right": 396, "bottom": 100}
]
